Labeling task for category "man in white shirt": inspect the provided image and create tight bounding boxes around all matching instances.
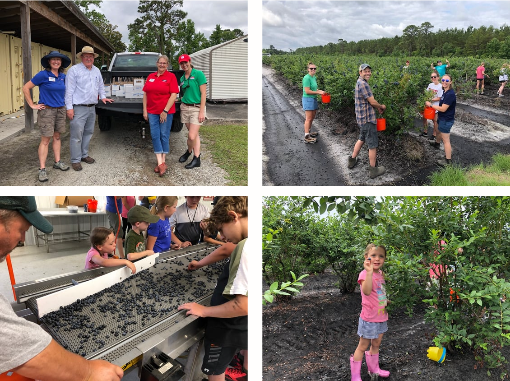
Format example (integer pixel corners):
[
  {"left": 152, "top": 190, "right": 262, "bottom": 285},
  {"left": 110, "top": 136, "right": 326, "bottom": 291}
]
[
  {"left": 0, "top": 196, "right": 123, "bottom": 380},
  {"left": 65, "top": 46, "right": 113, "bottom": 171}
]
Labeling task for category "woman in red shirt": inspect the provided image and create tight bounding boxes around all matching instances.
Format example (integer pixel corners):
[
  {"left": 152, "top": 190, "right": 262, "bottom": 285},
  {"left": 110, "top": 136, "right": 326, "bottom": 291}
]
[{"left": 143, "top": 55, "right": 179, "bottom": 176}]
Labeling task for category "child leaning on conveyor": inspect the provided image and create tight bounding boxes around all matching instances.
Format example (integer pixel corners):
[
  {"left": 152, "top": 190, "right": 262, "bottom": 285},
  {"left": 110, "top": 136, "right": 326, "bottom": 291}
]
[
  {"left": 124, "top": 205, "right": 160, "bottom": 261},
  {"left": 85, "top": 227, "right": 136, "bottom": 274},
  {"left": 178, "top": 196, "right": 248, "bottom": 381}
]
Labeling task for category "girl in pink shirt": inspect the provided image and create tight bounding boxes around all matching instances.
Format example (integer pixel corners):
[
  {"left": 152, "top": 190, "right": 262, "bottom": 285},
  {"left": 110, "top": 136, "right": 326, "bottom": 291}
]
[
  {"left": 85, "top": 227, "right": 136, "bottom": 274},
  {"left": 350, "top": 244, "right": 390, "bottom": 381}
]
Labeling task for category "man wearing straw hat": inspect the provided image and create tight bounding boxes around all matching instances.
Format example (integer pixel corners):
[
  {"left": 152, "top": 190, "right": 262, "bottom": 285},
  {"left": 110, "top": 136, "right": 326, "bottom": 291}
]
[
  {"left": 65, "top": 46, "right": 113, "bottom": 171},
  {"left": 0, "top": 196, "right": 123, "bottom": 380},
  {"left": 348, "top": 63, "right": 386, "bottom": 179}
]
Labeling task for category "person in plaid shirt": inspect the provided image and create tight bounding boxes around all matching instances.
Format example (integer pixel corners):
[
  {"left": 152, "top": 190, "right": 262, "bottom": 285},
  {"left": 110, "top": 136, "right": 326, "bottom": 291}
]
[{"left": 348, "top": 64, "right": 386, "bottom": 179}]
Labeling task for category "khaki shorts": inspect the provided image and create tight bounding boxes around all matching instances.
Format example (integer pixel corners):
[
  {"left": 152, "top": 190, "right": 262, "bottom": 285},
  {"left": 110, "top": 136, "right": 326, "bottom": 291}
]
[
  {"left": 180, "top": 103, "right": 205, "bottom": 125},
  {"left": 37, "top": 106, "right": 66, "bottom": 137}
]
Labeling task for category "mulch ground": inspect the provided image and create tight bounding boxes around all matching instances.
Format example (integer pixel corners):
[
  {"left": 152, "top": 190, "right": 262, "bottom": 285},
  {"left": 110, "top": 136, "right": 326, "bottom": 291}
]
[{"left": 263, "top": 270, "right": 510, "bottom": 380}]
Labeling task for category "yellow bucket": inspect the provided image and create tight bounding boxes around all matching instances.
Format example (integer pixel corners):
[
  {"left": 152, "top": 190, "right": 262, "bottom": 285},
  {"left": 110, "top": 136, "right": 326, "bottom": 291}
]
[{"left": 427, "top": 347, "right": 446, "bottom": 363}]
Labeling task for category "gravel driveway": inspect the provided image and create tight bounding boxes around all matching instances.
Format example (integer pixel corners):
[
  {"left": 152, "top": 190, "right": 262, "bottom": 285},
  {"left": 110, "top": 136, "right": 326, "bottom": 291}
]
[{"left": 0, "top": 104, "right": 247, "bottom": 186}]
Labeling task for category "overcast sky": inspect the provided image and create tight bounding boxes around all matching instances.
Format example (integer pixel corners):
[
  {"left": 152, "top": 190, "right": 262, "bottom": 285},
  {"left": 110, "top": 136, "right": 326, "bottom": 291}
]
[
  {"left": 263, "top": 1, "right": 510, "bottom": 51},
  {"left": 93, "top": 0, "right": 248, "bottom": 45}
]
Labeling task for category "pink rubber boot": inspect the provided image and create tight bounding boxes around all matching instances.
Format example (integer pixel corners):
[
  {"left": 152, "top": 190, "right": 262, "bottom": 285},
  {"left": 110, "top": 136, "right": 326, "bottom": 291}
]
[
  {"left": 365, "top": 351, "right": 390, "bottom": 379},
  {"left": 350, "top": 355, "right": 362, "bottom": 381}
]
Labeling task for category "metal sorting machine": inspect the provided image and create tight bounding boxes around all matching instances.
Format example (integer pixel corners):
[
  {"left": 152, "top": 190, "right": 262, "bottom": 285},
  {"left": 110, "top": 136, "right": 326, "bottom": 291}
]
[{"left": 12, "top": 243, "right": 224, "bottom": 381}]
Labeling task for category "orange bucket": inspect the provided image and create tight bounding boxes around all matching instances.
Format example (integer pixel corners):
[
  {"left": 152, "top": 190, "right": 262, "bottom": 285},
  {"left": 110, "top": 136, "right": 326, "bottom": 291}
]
[
  {"left": 0, "top": 372, "right": 34, "bottom": 381},
  {"left": 376, "top": 118, "right": 386, "bottom": 131},
  {"left": 423, "top": 106, "right": 435, "bottom": 120},
  {"left": 321, "top": 93, "right": 331, "bottom": 103},
  {"left": 87, "top": 199, "right": 98, "bottom": 213}
]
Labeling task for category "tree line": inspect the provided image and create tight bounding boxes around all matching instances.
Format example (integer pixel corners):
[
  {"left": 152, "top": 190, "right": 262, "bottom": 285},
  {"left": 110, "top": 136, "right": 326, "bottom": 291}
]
[
  {"left": 266, "top": 22, "right": 510, "bottom": 58},
  {"left": 77, "top": 0, "right": 245, "bottom": 68}
]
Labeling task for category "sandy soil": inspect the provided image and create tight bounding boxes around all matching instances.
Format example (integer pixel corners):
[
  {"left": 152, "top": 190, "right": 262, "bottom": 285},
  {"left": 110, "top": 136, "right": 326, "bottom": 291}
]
[{"left": 263, "top": 270, "right": 510, "bottom": 380}]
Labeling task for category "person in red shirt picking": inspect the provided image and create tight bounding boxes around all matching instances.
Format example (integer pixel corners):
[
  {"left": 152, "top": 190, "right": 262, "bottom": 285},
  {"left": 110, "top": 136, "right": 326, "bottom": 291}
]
[{"left": 143, "top": 55, "right": 179, "bottom": 176}]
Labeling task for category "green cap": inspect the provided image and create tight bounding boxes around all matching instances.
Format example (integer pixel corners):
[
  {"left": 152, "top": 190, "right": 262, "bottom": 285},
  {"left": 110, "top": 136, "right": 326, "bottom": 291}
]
[
  {"left": 128, "top": 205, "right": 160, "bottom": 224},
  {"left": 0, "top": 197, "right": 53, "bottom": 233}
]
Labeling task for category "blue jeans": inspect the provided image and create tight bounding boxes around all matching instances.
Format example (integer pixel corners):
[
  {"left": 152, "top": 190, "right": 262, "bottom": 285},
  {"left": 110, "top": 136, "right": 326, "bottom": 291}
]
[
  {"left": 148, "top": 113, "right": 173, "bottom": 154},
  {"left": 70, "top": 105, "right": 96, "bottom": 163}
]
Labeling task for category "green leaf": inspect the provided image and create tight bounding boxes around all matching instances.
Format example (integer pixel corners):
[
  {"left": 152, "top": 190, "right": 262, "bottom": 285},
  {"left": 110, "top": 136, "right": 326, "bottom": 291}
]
[
  {"left": 264, "top": 293, "right": 274, "bottom": 303},
  {"left": 293, "top": 282, "right": 304, "bottom": 287},
  {"left": 320, "top": 202, "right": 327, "bottom": 215},
  {"left": 327, "top": 203, "right": 336, "bottom": 212},
  {"left": 477, "top": 299, "right": 483, "bottom": 306},
  {"left": 297, "top": 274, "right": 309, "bottom": 280},
  {"left": 303, "top": 198, "right": 312, "bottom": 209},
  {"left": 269, "top": 282, "right": 279, "bottom": 292},
  {"left": 286, "top": 287, "right": 300, "bottom": 293}
]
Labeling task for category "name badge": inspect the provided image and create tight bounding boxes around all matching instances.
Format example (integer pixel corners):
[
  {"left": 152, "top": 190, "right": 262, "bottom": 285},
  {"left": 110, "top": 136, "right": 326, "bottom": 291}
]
[
  {"left": 49, "top": 77, "right": 55, "bottom": 82},
  {"left": 162, "top": 80, "right": 167, "bottom": 82},
  {"left": 149, "top": 78, "right": 155, "bottom": 82},
  {"left": 190, "top": 76, "right": 195, "bottom": 80}
]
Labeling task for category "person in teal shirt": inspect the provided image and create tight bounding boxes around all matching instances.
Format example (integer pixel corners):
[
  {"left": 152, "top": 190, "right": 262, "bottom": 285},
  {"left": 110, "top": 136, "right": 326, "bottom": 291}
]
[
  {"left": 302, "top": 62, "right": 326, "bottom": 144},
  {"left": 177, "top": 54, "right": 207, "bottom": 169},
  {"left": 431, "top": 59, "right": 450, "bottom": 77}
]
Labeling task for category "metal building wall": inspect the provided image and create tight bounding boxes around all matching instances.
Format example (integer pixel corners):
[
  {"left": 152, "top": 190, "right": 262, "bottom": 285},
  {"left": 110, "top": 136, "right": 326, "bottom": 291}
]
[
  {"left": 190, "top": 35, "right": 248, "bottom": 101},
  {"left": 210, "top": 37, "right": 248, "bottom": 100}
]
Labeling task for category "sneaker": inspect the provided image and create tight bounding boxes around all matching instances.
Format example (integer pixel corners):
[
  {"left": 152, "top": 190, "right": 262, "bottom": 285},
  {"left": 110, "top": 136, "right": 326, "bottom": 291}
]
[
  {"left": 38, "top": 168, "right": 48, "bottom": 182},
  {"left": 420, "top": 131, "right": 428, "bottom": 137},
  {"left": 437, "top": 158, "right": 452, "bottom": 167},
  {"left": 428, "top": 135, "right": 436, "bottom": 141},
  {"left": 225, "top": 367, "right": 247, "bottom": 381},
  {"left": 304, "top": 135, "right": 317, "bottom": 144},
  {"left": 81, "top": 156, "right": 95, "bottom": 164},
  {"left": 309, "top": 131, "right": 319, "bottom": 138},
  {"left": 53, "top": 161, "right": 69, "bottom": 171},
  {"left": 499, "top": 93, "right": 504, "bottom": 97},
  {"left": 430, "top": 141, "right": 441, "bottom": 149},
  {"left": 369, "top": 165, "right": 386, "bottom": 179},
  {"left": 348, "top": 156, "right": 359, "bottom": 169},
  {"left": 229, "top": 353, "right": 245, "bottom": 370}
]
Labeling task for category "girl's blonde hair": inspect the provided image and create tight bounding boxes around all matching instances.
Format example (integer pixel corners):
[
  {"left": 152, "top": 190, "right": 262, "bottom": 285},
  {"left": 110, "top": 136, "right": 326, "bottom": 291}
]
[
  {"left": 364, "top": 243, "right": 387, "bottom": 258},
  {"left": 91, "top": 227, "right": 113, "bottom": 247},
  {"left": 150, "top": 196, "right": 178, "bottom": 215},
  {"left": 307, "top": 61, "right": 315, "bottom": 69}
]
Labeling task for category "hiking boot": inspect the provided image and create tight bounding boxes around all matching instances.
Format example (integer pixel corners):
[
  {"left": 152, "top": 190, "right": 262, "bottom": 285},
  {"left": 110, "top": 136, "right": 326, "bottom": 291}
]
[
  {"left": 185, "top": 155, "right": 201, "bottom": 169},
  {"left": 369, "top": 165, "right": 386, "bottom": 179},
  {"left": 179, "top": 149, "right": 192, "bottom": 163},
  {"left": 38, "top": 168, "right": 48, "bottom": 182},
  {"left": 81, "top": 156, "right": 95, "bottom": 164},
  {"left": 304, "top": 135, "right": 317, "bottom": 144},
  {"left": 53, "top": 161, "right": 69, "bottom": 171},
  {"left": 430, "top": 141, "right": 441, "bottom": 149},
  {"left": 225, "top": 367, "right": 247, "bottom": 381},
  {"left": 72, "top": 162, "right": 82, "bottom": 171},
  {"left": 348, "top": 156, "right": 359, "bottom": 169},
  {"left": 309, "top": 131, "right": 319, "bottom": 138},
  {"left": 437, "top": 158, "right": 452, "bottom": 167}
]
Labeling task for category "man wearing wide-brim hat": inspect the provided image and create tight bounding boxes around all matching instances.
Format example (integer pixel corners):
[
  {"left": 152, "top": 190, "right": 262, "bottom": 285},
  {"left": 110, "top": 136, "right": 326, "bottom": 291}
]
[
  {"left": 22, "top": 51, "right": 72, "bottom": 182},
  {"left": 0, "top": 196, "right": 123, "bottom": 380},
  {"left": 64, "top": 46, "right": 113, "bottom": 171}
]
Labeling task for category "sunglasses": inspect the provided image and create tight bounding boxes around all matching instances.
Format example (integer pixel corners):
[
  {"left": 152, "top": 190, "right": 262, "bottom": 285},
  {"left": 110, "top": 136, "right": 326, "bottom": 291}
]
[
  {"left": 441, "top": 79, "right": 450, "bottom": 82},
  {"left": 309, "top": 67, "right": 317, "bottom": 70},
  {"left": 431, "top": 76, "right": 437, "bottom": 78}
]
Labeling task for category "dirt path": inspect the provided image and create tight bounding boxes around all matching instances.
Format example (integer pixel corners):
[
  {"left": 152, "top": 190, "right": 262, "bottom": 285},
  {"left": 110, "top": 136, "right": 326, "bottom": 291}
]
[
  {"left": 262, "top": 65, "right": 510, "bottom": 186},
  {"left": 263, "top": 270, "right": 510, "bottom": 380}
]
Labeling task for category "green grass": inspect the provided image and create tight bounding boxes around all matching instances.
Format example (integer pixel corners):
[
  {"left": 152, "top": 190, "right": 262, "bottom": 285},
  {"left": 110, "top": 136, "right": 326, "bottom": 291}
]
[
  {"left": 200, "top": 122, "right": 248, "bottom": 185},
  {"left": 429, "top": 153, "right": 510, "bottom": 186}
]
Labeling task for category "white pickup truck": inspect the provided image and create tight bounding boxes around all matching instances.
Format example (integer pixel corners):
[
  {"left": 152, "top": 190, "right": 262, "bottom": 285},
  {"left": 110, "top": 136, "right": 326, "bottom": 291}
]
[{"left": 96, "top": 52, "right": 184, "bottom": 132}]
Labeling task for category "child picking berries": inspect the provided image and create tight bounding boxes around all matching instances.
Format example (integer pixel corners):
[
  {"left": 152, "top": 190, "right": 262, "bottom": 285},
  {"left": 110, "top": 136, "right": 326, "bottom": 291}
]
[{"left": 350, "top": 244, "right": 390, "bottom": 381}]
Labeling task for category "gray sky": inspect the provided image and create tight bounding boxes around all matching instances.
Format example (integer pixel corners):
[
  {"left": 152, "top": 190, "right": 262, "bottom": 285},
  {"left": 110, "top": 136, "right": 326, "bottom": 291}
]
[
  {"left": 263, "top": 1, "right": 510, "bottom": 51},
  {"left": 93, "top": 0, "right": 248, "bottom": 45}
]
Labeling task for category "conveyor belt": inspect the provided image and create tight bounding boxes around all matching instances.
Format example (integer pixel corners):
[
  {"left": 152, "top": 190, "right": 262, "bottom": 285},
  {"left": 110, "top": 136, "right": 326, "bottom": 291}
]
[{"left": 40, "top": 246, "right": 225, "bottom": 360}]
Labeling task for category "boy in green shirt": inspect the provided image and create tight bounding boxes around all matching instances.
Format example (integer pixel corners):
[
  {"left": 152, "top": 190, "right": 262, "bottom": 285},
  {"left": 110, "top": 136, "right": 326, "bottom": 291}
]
[{"left": 124, "top": 205, "right": 160, "bottom": 261}]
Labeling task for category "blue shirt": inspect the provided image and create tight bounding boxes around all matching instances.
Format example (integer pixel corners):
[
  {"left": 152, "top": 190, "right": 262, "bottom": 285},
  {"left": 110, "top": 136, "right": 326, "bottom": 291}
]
[
  {"left": 438, "top": 89, "right": 456, "bottom": 122},
  {"left": 31, "top": 70, "right": 66, "bottom": 107},
  {"left": 65, "top": 62, "right": 106, "bottom": 109},
  {"left": 147, "top": 218, "right": 172, "bottom": 253},
  {"left": 106, "top": 197, "right": 122, "bottom": 214},
  {"left": 435, "top": 64, "right": 448, "bottom": 77}
]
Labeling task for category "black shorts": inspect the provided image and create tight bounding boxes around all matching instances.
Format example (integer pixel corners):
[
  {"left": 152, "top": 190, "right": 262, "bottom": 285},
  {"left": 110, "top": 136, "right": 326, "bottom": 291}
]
[
  {"left": 201, "top": 337, "right": 239, "bottom": 375},
  {"left": 358, "top": 122, "right": 378, "bottom": 149}
]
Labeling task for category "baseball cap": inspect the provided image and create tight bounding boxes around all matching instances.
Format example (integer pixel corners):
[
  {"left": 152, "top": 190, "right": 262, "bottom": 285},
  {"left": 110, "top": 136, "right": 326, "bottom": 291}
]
[
  {"left": 178, "top": 54, "right": 191, "bottom": 63},
  {"left": 128, "top": 205, "right": 160, "bottom": 224},
  {"left": 359, "top": 64, "right": 371, "bottom": 71},
  {"left": 0, "top": 197, "right": 53, "bottom": 233}
]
